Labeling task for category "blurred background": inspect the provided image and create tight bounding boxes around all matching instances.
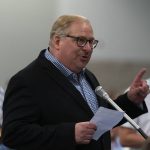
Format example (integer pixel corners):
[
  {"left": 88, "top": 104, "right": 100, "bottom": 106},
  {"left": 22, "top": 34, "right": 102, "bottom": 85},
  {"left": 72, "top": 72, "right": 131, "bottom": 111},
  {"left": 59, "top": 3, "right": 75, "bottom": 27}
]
[{"left": 0, "top": 0, "right": 150, "bottom": 96}]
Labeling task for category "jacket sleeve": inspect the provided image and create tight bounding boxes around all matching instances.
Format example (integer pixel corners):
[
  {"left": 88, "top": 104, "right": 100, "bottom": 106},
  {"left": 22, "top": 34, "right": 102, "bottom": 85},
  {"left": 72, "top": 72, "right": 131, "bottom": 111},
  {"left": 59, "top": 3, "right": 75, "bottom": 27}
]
[{"left": 113, "top": 93, "right": 148, "bottom": 125}]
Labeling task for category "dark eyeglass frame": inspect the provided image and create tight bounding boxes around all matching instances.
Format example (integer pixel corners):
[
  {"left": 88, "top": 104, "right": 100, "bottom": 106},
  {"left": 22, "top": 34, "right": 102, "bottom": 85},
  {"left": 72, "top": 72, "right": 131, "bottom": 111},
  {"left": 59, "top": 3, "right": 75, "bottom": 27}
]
[{"left": 65, "top": 35, "right": 98, "bottom": 49}]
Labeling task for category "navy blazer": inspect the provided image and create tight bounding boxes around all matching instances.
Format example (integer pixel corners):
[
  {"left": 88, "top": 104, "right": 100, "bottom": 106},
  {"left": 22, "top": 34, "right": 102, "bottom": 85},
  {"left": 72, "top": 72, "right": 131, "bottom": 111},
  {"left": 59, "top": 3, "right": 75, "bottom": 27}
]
[{"left": 2, "top": 49, "right": 147, "bottom": 150}]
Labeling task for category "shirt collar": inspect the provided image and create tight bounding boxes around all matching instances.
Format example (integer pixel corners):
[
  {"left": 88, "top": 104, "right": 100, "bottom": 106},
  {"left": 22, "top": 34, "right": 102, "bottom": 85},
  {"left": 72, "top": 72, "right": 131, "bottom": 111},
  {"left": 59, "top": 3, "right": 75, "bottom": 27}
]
[{"left": 45, "top": 49, "right": 85, "bottom": 78}]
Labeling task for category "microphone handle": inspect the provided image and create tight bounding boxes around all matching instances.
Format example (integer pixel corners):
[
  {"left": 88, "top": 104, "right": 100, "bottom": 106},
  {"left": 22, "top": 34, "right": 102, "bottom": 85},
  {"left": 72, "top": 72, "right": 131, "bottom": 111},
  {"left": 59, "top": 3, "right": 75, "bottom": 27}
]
[
  {"left": 95, "top": 86, "right": 148, "bottom": 139},
  {"left": 106, "top": 95, "right": 148, "bottom": 139}
]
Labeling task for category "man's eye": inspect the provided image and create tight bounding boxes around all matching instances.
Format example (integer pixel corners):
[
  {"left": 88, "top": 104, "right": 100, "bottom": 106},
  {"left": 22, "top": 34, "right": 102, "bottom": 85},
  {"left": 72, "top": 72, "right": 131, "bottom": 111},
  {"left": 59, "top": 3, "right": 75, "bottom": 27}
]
[
  {"left": 78, "top": 38, "right": 86, "bottom": 43},
  {"left": 89, "top": 40, "right": 94, "bottom": 44}
]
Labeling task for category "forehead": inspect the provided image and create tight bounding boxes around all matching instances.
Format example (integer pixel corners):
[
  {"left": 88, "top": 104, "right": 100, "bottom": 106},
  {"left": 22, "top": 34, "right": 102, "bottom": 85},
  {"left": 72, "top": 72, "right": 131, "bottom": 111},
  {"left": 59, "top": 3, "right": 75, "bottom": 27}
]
[{"left": 68, "top": 21, "right": 94, "bottom": 37}]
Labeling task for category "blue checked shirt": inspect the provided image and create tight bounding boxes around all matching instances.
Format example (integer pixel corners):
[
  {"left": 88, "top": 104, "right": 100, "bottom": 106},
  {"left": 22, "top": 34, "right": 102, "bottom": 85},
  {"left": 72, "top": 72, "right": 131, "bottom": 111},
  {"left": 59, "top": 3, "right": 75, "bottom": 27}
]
[{"left": 45, "top": 49, "right": 99, "bottom": 113}]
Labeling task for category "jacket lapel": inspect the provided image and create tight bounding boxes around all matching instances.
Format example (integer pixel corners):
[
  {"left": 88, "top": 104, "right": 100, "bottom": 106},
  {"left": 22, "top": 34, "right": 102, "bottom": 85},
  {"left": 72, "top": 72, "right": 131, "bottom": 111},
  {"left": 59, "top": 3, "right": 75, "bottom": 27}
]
[{"left": 38, "top": 50, "right": 94, "bottom": 116}]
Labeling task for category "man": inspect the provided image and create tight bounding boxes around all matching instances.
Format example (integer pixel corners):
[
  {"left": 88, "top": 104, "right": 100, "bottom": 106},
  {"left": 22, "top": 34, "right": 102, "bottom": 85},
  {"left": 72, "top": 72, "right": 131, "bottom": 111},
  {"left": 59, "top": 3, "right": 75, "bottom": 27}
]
[
  {"left": 142, "top": 137, "right": 150, "bottom": 150},
  {"left": 0, "top": 88, "right": 13, "bottom": 150},
  {"left": 2, "top": 15, "right": 149, "bottom": 150},
  {"left": 0, "top": 87, "right": 4, "bottom": 126}
]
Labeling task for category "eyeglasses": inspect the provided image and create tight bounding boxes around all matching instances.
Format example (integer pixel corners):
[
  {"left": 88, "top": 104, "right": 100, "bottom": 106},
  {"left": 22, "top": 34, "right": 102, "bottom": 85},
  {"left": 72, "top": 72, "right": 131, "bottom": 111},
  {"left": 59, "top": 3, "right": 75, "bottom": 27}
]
[{"left": 65, "top": 35, "right": 98, "bottom": 49}]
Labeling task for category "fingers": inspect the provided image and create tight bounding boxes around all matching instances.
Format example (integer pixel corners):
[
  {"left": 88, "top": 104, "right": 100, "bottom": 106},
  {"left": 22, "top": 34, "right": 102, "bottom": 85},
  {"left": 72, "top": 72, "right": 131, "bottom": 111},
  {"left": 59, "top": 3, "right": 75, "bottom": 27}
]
[
  {"left": 81, "top": 134, "right": 94, "bottom": 144},
  {"left": 137, "top": 81, "right": 150, "bottom": 98},
  {"left": 140, "top": 80, "right": 149, "bottom": 92},
  {"left": 75, "top": 122, "right": 97, "bottom": 144},
  {"left": 133, "top": 68, "right": 147, "bottom": 83},
  {"left": 127, "top": 68, "right": 149, "bottom": 104},
  {"left": 128, "top": 79, "right": 149, "bottom": 104}
]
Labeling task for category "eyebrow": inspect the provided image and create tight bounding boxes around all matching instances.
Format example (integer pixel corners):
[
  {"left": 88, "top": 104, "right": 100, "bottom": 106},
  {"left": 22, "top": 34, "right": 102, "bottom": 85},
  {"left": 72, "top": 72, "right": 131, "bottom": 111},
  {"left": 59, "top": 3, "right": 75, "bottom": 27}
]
[{"left": 76, "top": 35, "right": 95, "bottom": 40}]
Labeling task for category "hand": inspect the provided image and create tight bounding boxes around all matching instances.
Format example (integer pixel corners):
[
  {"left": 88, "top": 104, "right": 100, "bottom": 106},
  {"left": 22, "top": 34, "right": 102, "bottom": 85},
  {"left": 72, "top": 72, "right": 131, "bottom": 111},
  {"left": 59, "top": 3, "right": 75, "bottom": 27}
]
[
  {"left": 127, "top": 68, "right": 149, "bottom": 104},
  {"left": 75, "top": 122, "right": 97, "bottom": 144}
]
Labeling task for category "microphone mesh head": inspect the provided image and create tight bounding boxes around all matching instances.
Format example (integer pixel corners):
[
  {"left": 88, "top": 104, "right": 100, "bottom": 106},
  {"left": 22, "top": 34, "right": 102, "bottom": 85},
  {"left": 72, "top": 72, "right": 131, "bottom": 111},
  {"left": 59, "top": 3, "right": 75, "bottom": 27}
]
[
  {"left": 95, "top": 86, "right": 103, "bottom": 96},
  {"left": 95, "top": 86, "right": 110, "bottom": 100}
]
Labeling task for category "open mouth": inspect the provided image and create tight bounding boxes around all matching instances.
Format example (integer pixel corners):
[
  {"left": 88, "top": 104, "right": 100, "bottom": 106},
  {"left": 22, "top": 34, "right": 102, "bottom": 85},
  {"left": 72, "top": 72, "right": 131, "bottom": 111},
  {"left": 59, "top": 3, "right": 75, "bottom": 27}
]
[{"left": 81, "top": 55, "right": 89, "bottom": 61}]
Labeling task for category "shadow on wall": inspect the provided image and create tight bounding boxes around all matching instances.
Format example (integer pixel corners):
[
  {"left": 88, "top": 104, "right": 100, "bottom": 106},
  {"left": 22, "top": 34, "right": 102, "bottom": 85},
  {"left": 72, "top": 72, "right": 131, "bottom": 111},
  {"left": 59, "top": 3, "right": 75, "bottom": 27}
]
[{"left": 87, "top": 61, "right": 150, "bottom": 97}]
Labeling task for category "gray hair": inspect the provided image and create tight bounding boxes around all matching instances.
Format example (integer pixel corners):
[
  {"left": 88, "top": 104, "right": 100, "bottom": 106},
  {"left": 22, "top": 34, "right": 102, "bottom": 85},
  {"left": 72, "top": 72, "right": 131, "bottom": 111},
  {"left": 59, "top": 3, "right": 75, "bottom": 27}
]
[{"left": 50, "top": 15, "right": 91, "bottom": 39}]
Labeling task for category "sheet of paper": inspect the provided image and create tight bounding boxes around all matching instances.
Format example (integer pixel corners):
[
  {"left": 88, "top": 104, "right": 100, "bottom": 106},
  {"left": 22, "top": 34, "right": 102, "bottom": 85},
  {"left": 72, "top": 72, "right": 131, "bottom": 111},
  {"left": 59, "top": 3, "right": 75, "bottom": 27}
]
[{"left": 90, "top": 107, "right": 124, "bottom": 140}]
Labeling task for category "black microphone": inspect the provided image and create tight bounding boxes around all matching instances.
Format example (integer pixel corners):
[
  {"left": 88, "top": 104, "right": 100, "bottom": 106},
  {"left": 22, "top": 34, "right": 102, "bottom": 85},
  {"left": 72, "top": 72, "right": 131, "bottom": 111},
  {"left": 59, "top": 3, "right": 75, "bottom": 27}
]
[{"left": 95, "top": 86, "right": 148, "bottom": 139}]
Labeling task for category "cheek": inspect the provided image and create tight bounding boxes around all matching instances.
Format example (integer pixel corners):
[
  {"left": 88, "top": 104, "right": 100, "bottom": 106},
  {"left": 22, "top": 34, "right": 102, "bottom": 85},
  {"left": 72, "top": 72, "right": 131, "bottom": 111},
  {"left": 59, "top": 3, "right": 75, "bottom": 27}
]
[
  {"left": 64, "top": 46, "right": 80, "bottom": 58},
  {"left": 66, "top": 51, "right": 79, "bottom": 60},
  {"left": 60, "top": 42, "right": 81, "bottom": 59}
]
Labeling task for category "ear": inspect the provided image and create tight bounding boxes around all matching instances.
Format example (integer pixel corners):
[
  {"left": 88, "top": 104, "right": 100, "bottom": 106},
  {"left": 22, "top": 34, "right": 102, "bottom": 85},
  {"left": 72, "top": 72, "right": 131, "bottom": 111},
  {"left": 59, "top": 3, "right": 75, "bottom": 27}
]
[{"left": 53, "top": 35, "right": 61, "bottom": 50}]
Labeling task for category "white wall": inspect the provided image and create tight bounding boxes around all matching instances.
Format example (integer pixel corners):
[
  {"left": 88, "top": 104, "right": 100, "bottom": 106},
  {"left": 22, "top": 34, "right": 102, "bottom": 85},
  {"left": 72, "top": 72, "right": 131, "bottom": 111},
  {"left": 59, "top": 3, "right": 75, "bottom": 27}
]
[{"left": 0, "top": 0, "right": 150, "bottom": 89}]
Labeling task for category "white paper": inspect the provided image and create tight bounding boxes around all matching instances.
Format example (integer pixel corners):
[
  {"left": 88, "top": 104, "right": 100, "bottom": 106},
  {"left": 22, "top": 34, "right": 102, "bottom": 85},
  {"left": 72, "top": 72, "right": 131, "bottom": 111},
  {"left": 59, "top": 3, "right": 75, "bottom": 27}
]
[{"left": 90, "top": 107, "right": 124, "bottom": 140}]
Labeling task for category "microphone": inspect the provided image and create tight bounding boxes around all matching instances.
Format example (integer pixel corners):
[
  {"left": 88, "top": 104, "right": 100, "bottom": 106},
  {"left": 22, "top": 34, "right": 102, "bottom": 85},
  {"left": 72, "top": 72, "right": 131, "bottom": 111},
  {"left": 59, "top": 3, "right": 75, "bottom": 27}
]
[{"left": 95, "top": 86, "right": 148, "bottom": 139}]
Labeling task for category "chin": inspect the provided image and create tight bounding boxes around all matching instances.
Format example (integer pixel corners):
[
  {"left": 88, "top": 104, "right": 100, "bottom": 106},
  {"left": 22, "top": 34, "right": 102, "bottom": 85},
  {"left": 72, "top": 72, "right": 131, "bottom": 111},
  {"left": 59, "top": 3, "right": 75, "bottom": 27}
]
[{"left": 79, "top": 64, "right": 87, "bottom": 70}]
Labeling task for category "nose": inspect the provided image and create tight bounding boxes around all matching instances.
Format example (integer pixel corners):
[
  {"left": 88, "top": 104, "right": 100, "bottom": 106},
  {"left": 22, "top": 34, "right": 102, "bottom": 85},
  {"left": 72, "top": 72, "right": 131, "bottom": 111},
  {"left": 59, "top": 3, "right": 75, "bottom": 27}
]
[{"left": 82, "top": 42, "right": 93, "bottom": 51}]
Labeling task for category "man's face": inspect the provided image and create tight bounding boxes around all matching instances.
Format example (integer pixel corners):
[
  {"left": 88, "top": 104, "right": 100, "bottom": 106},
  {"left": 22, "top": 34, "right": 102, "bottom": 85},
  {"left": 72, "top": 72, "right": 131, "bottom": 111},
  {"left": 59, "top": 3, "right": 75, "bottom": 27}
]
[{"left": 53, "top": 21, "right": 95, "bottom": 73}]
